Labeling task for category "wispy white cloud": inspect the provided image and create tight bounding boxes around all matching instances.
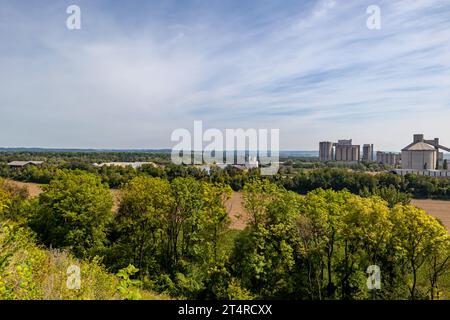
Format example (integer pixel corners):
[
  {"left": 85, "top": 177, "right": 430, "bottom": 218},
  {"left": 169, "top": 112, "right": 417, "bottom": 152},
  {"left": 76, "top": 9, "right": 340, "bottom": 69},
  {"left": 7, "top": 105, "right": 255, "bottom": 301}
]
[{"left": 0, "top": 0, "right": 449, "bottom": 150}]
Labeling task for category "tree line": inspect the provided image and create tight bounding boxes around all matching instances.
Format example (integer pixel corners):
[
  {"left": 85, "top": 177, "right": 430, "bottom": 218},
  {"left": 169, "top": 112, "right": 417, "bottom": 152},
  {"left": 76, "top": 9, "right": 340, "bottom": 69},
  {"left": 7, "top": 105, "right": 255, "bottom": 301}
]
[
  {"left": 281, "top": 167, "right": 450, "bottom": 200},
  {"left": 2, "top": 154, "right": 450, "bottom": 199}
]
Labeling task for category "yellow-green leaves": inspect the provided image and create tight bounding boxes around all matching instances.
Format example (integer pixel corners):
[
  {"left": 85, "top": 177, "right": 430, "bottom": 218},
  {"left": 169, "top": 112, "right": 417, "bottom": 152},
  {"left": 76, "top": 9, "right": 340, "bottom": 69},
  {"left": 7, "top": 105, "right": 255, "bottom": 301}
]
[{"left": 236, "top": 184, "right": 450, "bottom": 300}]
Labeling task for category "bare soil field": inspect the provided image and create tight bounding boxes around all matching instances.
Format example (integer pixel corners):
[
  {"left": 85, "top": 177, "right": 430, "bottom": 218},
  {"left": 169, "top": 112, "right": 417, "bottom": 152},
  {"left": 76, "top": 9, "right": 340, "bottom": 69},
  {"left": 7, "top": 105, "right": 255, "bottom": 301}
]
[
  {"left": 412, "top": 199, "right": 450, "bottom": 231},
  {"left": 5, "top": 179, "right": 43, "bottom": 197},
  {"left": 225, "top": 192, "right": 248, "bottom": 230},
  {"left": 110, "top": 188, "right": 121, "bottom": 212}
]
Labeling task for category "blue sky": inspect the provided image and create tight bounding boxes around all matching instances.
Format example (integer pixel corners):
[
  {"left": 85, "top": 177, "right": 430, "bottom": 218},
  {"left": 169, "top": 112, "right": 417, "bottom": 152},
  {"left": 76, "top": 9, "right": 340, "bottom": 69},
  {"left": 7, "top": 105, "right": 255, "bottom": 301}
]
[{"left": 0, "top": 0, "right": 449, "bottom": 150}]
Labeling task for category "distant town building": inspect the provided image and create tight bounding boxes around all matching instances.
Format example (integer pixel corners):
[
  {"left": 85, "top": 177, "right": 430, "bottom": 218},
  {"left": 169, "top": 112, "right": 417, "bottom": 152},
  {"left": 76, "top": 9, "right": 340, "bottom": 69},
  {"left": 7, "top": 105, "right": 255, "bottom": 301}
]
[
  {"left": 362, "top": 144, "right": 374, "bottom": 162},
  {"left": 376, "top": 152, "right": 400, "bottom": 167},
  {"left": 7, "top": 161, "right": 44, "bottom": 169},
  {"left": 197, "top": 157, "right": 259, "bottom": 174},
  {"left": 401, "top": 134, "right": 450, "bottom": 170},
  {"left": 93, "top": 162, "right": 156, "bottom": 169},
  {"left": 319, "top": 141, "right": 334, "bottom": 162},
  {"left": 245, "top": 156, "right": 259, "bottom": 169}
]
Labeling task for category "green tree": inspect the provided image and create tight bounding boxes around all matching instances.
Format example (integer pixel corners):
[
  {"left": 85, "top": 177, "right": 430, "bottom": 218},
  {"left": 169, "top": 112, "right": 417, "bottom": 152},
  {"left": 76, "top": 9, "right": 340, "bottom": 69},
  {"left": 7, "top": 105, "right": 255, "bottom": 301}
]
[
  {"left": 0, "top": 180, "right": 11, "bottom": 218},
  {"left": 110, "top": 176, "right": 233, "bottom": 298},
  {"left": 111, "top": 176, "right": 172, "bottom": 276},
  {"left": 338, "top": 195, "right": 393, "bottom": 299},
  {"left": 31, "top": 170, "right": 113, "bottom": 258},
  {"left": 374, "top": 185, "right": 411, "bottom": 208},
  {"left": 0, "top": 179, "right": 31, "bottom": 223},
  {"left": 391, "top": 205, "right": 446, "bottom": 300},
  {"left": 424, "top": 234, "right": 450, "bottom": 299},
  {"left": 232, "top": 180, "right": 303, "bottom": 298},
  {"left": 299, "top": 189, "right": 350, "bottom": 298}
]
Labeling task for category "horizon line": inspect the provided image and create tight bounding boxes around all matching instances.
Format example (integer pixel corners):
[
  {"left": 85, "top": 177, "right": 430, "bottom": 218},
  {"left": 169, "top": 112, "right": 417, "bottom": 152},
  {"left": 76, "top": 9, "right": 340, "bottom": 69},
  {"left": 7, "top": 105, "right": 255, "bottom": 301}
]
[{"left": 0, "top": 147, "right": 418, "bottom": 153}]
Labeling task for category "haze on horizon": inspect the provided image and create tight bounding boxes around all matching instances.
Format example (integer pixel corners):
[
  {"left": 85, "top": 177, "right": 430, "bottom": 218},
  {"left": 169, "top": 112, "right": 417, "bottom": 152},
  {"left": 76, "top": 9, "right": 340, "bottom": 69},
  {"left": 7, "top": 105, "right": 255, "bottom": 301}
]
[{"left": 1, "top": 0, "right": 449, "bottom": 151}]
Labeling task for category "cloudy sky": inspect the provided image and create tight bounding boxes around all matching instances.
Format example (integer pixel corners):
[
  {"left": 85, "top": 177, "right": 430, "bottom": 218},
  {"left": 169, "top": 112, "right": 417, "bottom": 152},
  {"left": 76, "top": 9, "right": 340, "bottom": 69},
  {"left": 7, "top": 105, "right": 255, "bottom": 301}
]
[{"left": 1, "top": 0, "right": 449, "bottom": 150}]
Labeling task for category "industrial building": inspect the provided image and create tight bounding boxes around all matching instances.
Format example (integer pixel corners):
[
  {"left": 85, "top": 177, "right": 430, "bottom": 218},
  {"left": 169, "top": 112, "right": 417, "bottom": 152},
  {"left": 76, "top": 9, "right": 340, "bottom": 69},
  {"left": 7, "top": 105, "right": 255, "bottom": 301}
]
[
  {"left": 362, "top": 144, "right": 374, "bottom": 162},
  {"left": 319, "top": 141, "right": 334, "bottom": 162},
  {"left": 318, "top": 134, "right": 450, "bottom": 176},
  {"left": 319, "top": 139, "right": 366, "bottom": 162},
  {"left": 394, "top": 169, "right": 450, "bottom": 178},
  {"left": 335, "top": 140, "right": 360, "bottom": 162},
  {"left": 376, "top": 152, "right": 400, "bottom": 167},
  {"left": 93, "top": 162, "right": 157, "bottom": 169},
  {"left": 401, "top": 134, "right": 450, "bottom": 170}
]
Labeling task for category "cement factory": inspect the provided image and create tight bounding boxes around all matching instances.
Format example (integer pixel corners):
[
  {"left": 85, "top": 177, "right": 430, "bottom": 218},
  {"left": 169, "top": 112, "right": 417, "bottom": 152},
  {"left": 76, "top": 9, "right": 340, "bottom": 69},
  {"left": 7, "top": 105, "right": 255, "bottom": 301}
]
[
  {"left": 319, "top": 140, "right": 372, "bottom": 163},
  {"left": 319, "top": 134, "right": 450, "bottom": 177}
]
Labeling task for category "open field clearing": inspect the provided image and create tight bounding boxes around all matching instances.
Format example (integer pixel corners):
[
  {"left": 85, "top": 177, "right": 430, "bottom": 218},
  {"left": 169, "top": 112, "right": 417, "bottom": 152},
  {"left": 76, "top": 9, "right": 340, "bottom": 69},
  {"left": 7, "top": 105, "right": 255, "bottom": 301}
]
[
  {"left": 110, "top": 188, "right": 121, "bottom": 212},
  {"left": 6, "top": 179, "right": 43, "bottom": 197},
  {"left": 224, "top": 192, "right": 248, "bottom": 230},
  {"left": 411, "top": 199, "right": 450, "bottom": 231},
  {"left": 6, "top": 179, "right": 450, "bottom": 232}
]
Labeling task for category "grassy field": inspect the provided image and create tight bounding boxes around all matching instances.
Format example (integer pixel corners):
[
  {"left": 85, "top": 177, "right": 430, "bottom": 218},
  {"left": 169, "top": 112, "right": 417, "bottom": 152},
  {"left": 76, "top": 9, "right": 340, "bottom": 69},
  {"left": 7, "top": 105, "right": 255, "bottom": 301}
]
[{"left": 7, "top": 179, "right": 450, "bottom": 232}]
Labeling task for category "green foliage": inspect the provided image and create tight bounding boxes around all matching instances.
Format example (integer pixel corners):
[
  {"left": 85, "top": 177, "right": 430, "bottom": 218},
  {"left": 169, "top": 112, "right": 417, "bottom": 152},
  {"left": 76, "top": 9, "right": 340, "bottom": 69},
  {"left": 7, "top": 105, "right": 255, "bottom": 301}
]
[
  {"left": 231, "top": 183, "right": 450, "bottom": 300},
  {"left": 390, "top": 205, "right": 450, "bottom": 299},
  {"left": 2, "top": 151, "right": 449, "bottom": 199},
  {"left": 231, "top": 180, "right": 303, "bottom": 298},
  {"left": 2, "top": 160, "right": 450, "bottom": 301},
  {"left": 0, "top": 178, "right": 31, "bottom": 223},
  {"left": 279, "top": 157, "right": 391, "bottom": 172},
  {"left": 108, "top": 176, "right": 232, "bottom": 298},
  {"left": 0, "top": 151, "right": 259, "bottom": 190},
  {"left": 30, "top": 170, "right": 113, "bottom": 258},
  {"left": 0, "top": 221, "right": 164, "bottom": 300},
  {"left": 372, "top": 185, "right": 411, "bottom": 208},
  {"left": 0, "top": 223, "right": 43, "bottom": 299},
  {"left": 283, "top": 168, "right": 450, "bottom": 200},
  {"left": 116, "top": 265, "right": 142, "bottom": 300}
]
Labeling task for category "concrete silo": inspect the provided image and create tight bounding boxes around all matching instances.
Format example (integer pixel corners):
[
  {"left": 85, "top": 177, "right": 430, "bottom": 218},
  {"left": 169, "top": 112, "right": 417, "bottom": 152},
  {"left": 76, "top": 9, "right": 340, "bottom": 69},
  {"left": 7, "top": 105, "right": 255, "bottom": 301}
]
[{"left": 401, "top": 134, "right": 438, "bottom": 170}]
